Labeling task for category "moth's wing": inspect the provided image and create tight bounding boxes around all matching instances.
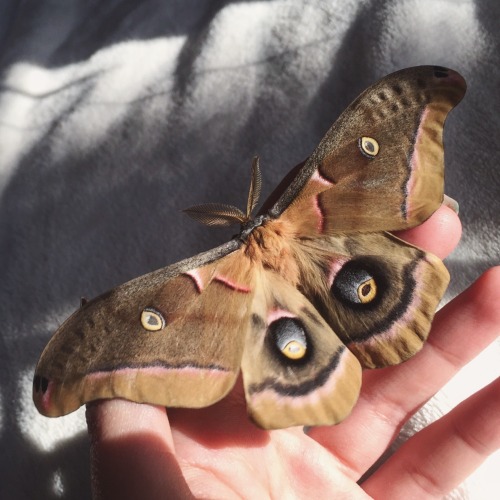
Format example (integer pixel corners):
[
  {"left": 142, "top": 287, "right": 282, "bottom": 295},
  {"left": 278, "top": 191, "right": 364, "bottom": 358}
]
[
  {"left": 294, "top": 232, "right": 449, "bottom": 369},
  {"left": 266, "top": 66, "right": 466, "bottom": 235},
  {"left": 241, "top": 269, "right": 362, "bottom": 430},
  {"left": 33, "top": 241, "right": 255, "bottom": 417}
]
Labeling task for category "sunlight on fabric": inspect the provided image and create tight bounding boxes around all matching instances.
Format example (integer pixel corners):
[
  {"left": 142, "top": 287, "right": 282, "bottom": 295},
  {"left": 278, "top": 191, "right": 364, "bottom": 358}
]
[
  {"left": 190, "top": 1, "right": 360, "bottom": 119},
  {"left": 378, "top": 0, "right": 484, "bottom": 68},
  {"left": 52, "top": 468, "right": 65, "bottom": 497},
  {"left": 0, "top": 36, "right": 185, "bottom": 190},
  {"left": 207, "top": 0, "right": 359, "bottom": 67},
  {"left": 18, "top": 369, "right": 86, "bottom": 452},
  {"left": 205, "top": 1, "right": 272, "bottom": 67}
]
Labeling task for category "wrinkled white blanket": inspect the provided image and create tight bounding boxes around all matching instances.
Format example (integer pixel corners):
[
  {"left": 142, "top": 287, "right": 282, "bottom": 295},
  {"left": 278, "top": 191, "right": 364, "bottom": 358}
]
[{"left": 1, "top": 1, "right": 498, "bottom": 498}]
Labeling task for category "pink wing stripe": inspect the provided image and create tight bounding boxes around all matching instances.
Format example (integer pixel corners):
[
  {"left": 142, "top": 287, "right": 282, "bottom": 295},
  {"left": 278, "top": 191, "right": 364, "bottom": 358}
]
[
  {"left": 184, "top": 270, "right": 204, "bottom": 293},
  {"left": 405, "top": 106, "right": 429, "bottom": 219},
  {"left": 267, "top": 308, "right": 296, "bottom": 324},
  {"left": 311, "top": 170, "right": 334, "bottom": 187},
  {"left": 213, "top": 275, "right": 251, "bottom": 293},
  {"left": 313, "top": 195, "right": 325, "bottom": 234},
  {"left": 327, "top": 257, "right": 349, "bottom": 287}
]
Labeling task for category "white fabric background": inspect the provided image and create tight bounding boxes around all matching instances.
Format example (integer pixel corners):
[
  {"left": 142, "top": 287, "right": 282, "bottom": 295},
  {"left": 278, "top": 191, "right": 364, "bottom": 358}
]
[{"left": 0, "top": 1, "right": 498, "bottom": 498}]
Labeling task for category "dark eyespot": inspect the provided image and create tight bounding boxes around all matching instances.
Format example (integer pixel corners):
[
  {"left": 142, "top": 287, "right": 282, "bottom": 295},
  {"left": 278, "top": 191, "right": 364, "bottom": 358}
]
[
  {"left": 358, "top": 136, "right": 379, "bottom": 158},
  {"left": 332, "top": 260, "right": 385, "bottom": 307},
  {"left": 33, "top": 375, "right": 49, "bottom": 394},
  {"left": 269, "top": 318, "right": 307, "bottom": 360},
  {"left": 433, "top": 66, "right": 449, "bottom": 78},
  {"left": 140, "top": 307, "right": 166, "bottom": 331}
]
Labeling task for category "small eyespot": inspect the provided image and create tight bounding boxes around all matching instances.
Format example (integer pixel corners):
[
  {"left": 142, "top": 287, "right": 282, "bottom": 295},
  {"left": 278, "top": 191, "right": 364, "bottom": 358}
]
[
  {"left": 359, "top": 136, "right": 379, "bottom": 158},
  {"left": 141, "top": 307, "right": 166, "bottom": 331},
  {"left": 269, "top": 317, "right": 308, "bottom": 361},
  {"left": 358, "top": 277, "right": 377, "bottom": 303}
]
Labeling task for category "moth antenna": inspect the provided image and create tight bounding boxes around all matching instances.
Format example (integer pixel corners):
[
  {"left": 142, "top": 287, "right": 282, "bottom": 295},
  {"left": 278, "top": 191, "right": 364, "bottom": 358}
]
[
  {"left": 183, "top": 203, "right": 247, "bottom": 227},
  {"left": 246, "top": 156, "right": 262, "bottom": 219},
  {"left": 80, "top": 297, "right": 88, "bottom": 307}
]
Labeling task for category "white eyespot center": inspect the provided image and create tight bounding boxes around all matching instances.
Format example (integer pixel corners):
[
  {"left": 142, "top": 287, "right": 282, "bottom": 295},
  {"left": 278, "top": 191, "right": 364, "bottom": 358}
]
[{"left": 141, "top": 308, "right": 165, "bottom": 331}]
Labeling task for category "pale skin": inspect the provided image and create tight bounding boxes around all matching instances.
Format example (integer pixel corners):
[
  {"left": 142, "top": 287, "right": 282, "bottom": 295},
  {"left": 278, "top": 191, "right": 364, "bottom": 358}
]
[{"left": 86, "top": 205, "right": 500, "bottom": 499}]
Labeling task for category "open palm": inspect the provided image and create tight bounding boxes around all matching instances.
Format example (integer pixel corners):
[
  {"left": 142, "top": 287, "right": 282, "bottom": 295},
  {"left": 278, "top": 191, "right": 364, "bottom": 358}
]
[{"left": 87, "top": 206, "right": 500, "bottom": 499}]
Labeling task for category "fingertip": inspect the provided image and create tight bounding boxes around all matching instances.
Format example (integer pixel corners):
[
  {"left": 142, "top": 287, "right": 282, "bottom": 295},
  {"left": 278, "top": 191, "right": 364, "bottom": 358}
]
[{"left": 396, "top": 205, "right": 462, "bottom": 259}]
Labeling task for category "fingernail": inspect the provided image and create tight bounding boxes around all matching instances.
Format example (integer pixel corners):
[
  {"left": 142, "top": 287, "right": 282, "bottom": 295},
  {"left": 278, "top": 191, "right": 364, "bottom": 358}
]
[{"left": 443, "top": 194, "right": 459, "bottom": 214}]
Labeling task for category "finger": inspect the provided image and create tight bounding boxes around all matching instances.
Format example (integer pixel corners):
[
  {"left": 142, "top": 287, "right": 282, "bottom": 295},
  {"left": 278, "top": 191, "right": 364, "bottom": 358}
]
[
  {"left": 308, "top": 267, "right": 500, "bottom": 478},
  {"left": 86, "top": 399, "right": 193, "bottom": 500},
  {"left": 362, "top": 377, "right": 500, "bottom": 498},
  {"left": 395, "top": 204, "right": 462, "bottom": 259}
]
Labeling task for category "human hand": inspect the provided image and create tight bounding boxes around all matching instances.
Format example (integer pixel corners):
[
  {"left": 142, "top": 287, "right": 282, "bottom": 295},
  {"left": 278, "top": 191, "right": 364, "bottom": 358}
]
[{"left": 86, "top": 205, "right": 500, "bottom": 499}]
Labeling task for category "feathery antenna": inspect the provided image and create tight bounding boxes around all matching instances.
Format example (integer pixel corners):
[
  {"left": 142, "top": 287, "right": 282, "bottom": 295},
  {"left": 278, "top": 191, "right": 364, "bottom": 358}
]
[
  {"left": 183, "top": 157, "right": 262, "bottom": 227},
  {"left": 246, "top": 157, "right": 262, "bottom": 219}
]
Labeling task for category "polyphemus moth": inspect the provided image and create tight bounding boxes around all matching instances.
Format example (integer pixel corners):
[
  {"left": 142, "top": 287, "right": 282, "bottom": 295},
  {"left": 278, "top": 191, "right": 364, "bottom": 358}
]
[{"left": 33, "top": 66, "right": 466, "bottom": 430}]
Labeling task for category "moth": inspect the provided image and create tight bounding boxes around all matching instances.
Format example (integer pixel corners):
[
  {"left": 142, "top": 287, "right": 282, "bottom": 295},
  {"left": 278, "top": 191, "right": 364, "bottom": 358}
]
[{"left": 33, "top": 66, "right": 466, "bottom": 429}]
